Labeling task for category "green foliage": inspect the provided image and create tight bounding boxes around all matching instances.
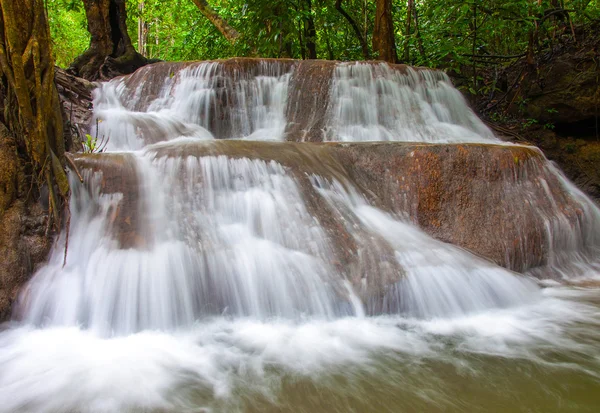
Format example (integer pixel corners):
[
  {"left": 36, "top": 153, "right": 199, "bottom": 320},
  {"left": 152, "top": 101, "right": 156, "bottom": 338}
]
[
  {"left": 543, "top": 108, "right": 558, "bottom": 129},
  {"left": 129, "top": 0, "right": 234, "bottom": 60},
  {"left": 489, "top": 111, "right": 510, "bottom": 123},
  {"left": 523, "top": 118, "right": 538, "bottom": 129},
  {"left": 82, "top": 120, "right": 109, "bottom": 153},
  {"left": 46, "top": 0, "right": 90, "bottom": 67},
  {"left": 83, "top": 133, "right": 98, "bottom": 153},
  {"left": 516, "top": 97, "right": 530, "bottom": 113},
  {"left": 47, "top": 0, "right": 600, "bottom": 71},
  {"left": 126, "top": 0, "right": 376, "bottom": 61}
]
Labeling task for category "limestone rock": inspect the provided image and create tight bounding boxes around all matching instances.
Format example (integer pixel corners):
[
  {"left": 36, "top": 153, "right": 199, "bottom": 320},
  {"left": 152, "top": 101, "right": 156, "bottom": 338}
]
[{"left": 74, "top": 141, "right": 591, "bottom": 282}]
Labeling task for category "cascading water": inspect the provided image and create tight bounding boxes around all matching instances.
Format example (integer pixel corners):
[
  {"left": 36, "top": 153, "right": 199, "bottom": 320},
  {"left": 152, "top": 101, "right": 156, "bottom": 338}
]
[
  {"left": 309, "top": 176, "right": 539, "bottom": 317},
  {"left": 531, "top": 162, "right": 600, "bottom": 279},
  {"left": 1, "top": 59, "right": 600, "bottom": 413},
  {"left": 94, "top": 61, "right": 292, "bottom": 149},
  {"left": 324, "top": 63, "right": 497, "bottom": 142},
  {"left": 22, "top": 150, "right": 357, "bottom": 335}
]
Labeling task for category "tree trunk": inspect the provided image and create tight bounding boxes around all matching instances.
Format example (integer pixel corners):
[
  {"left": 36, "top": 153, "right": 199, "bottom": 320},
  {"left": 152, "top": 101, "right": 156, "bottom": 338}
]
[
  {"left": 404, "top": 0, "right": 413, "bottom": 62},
  {"left": 191, "top": 0, "right": 240, "bottom": 44},
  {"left": 69, "top": 0, "right": 148, "bottom": 81},
  {"left": 0, "top": 0, "right": 68, "bottom": 207},
  {"left": 335, "top": 0, "right": 370, "bottom": 60},
  {"left": 373, "top": 0, "right": 397, "bottom": 63},
  {"left": 304, "top": 0, "right": 317, "bottom": 59},
  {"left": 412, "top": 2, "right": 426, "bottom": 60},
  {"left": 137, "top": 1, "right": 147, "bottom": 57},
  {"left": 0, "top": 0, "right": 66, "bottom": 318}
]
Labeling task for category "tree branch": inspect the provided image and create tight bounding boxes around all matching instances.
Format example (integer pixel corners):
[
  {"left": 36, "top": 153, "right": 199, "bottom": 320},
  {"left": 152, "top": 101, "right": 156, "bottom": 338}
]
[
  {"left": 191, "top": 0, "right": 239, "bottom": 44},
  {"left": 335, "top": 0, "right": 370, "bottom": 59}
]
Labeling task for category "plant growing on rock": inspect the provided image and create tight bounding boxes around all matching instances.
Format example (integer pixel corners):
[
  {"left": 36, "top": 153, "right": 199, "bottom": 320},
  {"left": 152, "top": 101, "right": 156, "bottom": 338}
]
[{"left": 82, "top": 119, "right": 109, "bottom": 153}]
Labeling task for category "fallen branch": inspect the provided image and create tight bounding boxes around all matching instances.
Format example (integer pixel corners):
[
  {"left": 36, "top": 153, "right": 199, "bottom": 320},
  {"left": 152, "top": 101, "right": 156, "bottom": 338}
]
[
  {"left": 64, "top": 152, "right": 84, "bottom": 183},
  {"left": 484, "top": 120, "right": 529, "bottom": 142}
]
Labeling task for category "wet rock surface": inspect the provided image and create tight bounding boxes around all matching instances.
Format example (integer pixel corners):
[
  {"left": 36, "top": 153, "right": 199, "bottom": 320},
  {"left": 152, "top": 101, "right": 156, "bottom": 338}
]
[
  {"left": 74, "top": 141, "right": 586, "bottom": 280},
  {"left": 73, "top": 154, "right": 146, "bottom": 249},
  {"left": 284, "top": 60, "right": 337, "bottom": 142},
  {"left": 334, "top": 142, "right": 583, "bottom": 274}
]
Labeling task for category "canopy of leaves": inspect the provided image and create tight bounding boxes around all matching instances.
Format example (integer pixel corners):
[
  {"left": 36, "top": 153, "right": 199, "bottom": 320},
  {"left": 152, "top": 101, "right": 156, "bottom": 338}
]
[
  {"left": 48, "top": 0, "right": 599, "bottom": 70},
  {"left": 47, "top": 0, "right": 90, "bottom": 67}
]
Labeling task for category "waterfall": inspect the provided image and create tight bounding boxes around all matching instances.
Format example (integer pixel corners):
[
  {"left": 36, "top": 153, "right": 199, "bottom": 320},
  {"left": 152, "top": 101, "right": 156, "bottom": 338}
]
[
  {"left": 22, "top": 150, "right": 357, "bottom": 335},
  {"left": 2, "top": 59, "right": 600, "bottom": 413},
  {"left": 15, "top": 56, "right": 600, "bottom": 332},
  {"left": 93, "top": 59, "right": 496, "bottom": 145},
  {"left": 309, "top": 176, "right": 538, "bottom": 317},
  {"left": 19, "top": 138, "right": 547, "bottom": 335},
  {"left": 94, "top": 60, "right": 292, "bottom": 149},
  {"left": 324, "top": 63, "right": 497, "bottom": 142}
]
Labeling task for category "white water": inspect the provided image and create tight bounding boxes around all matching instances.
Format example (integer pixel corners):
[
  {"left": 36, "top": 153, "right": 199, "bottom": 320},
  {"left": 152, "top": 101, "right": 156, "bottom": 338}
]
[
  {"left": 93, "top": 60, "right": 497, "bottom": 145},
  {"left": 2, "top": 59, "right": 600, "bottom": 412},
  {"left": 2, "top": 289, "right": 599, "bottom": 412},
  {"left": 324, "top": 63, "right": 498, "bottom": 142},
  {"left": 534, "top": 161, "right": 600, "bottom": 279},
  {"left": 20, "top": 146, "right": 543, "bottom": 334},
  {"left": 94, "top": 61, "right": 291, "bottom": 149},
  {"left": 308, "top": 177, "right": 539, "bottom": 317}
]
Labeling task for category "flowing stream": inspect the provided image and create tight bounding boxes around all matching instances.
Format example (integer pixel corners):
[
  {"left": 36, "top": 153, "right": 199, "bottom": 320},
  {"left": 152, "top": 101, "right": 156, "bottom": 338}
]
[{"left": 1, "top": 60, "right": 599, "bottom": 412}]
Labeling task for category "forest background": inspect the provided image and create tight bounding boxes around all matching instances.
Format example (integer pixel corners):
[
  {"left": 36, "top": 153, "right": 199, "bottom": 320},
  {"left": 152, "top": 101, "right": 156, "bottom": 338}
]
[{"left": 49, "top": 1, "right": 599, "bottom": 71}]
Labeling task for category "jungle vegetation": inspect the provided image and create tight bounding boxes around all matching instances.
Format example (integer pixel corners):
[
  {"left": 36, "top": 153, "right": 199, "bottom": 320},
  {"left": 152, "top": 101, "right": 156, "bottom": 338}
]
[{"left": 47, "top": 0, "right": 600, "bottom": 71}]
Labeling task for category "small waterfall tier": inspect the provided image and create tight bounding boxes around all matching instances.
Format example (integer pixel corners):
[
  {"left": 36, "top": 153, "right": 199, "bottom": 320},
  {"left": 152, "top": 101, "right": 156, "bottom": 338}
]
[
  {"left": 94, "top": 58, "right": 497, "bottom": 149},
  {"left": 19, "top": 140, "right": 542, "bottom": 335},
  {"left": 16, "top": 137, "right": 600, "bottom": 335}
]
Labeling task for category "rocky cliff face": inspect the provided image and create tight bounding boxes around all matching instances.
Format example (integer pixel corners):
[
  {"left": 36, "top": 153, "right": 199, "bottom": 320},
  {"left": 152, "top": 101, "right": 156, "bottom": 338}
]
[{"left": 469, "top": 22, "right": 600, "bottom": 201}]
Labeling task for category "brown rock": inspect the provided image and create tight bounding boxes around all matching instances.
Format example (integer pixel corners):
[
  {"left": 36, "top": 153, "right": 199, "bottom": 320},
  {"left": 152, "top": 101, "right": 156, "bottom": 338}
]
[
  {"left": 73, "top": 153, "right": 147, "bottom": 249},
  {"left": 334, "top": 143, "right": 570, "bottom": 273}
]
